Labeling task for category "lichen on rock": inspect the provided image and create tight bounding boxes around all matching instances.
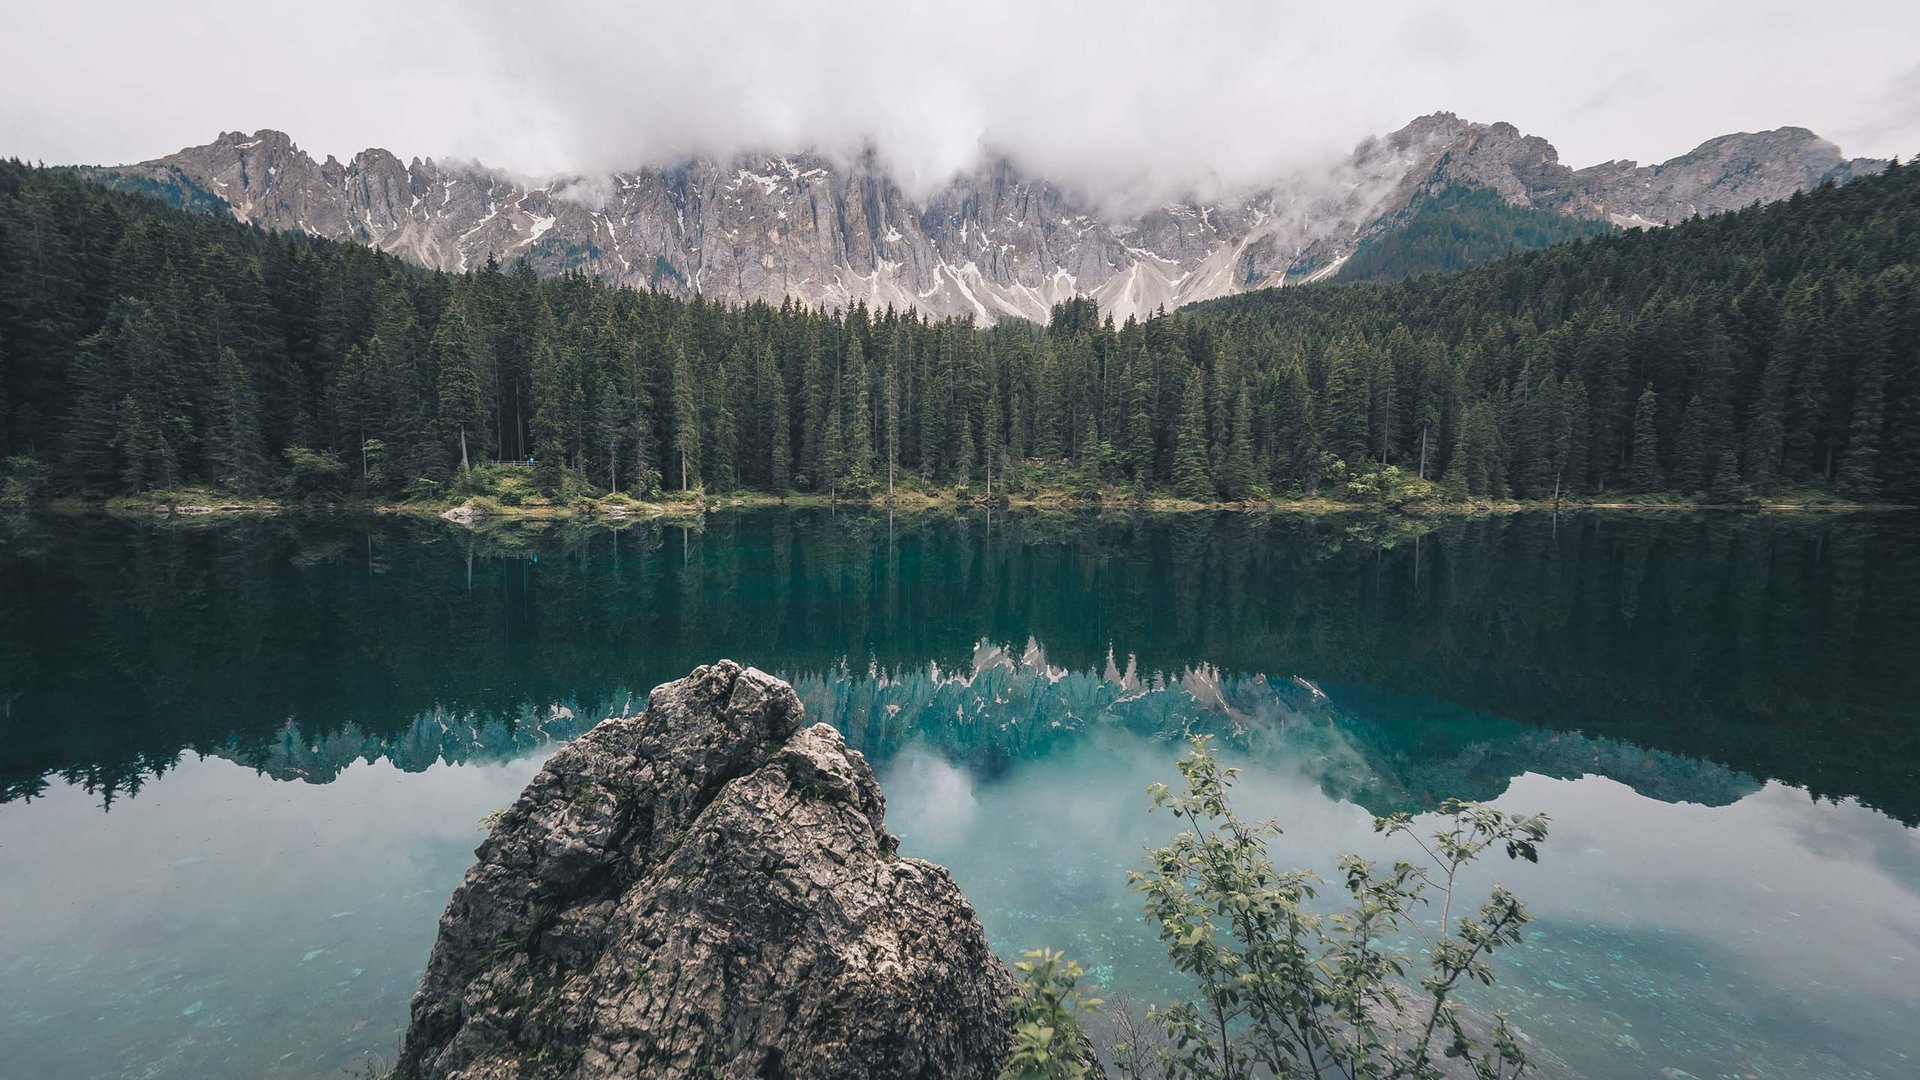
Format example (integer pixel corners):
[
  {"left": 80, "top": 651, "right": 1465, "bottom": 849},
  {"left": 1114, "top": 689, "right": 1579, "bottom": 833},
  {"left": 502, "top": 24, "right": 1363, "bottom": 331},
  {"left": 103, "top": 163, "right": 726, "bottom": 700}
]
[{"left": 396, "top": 660, "right": 1013, "bottom": 1079}]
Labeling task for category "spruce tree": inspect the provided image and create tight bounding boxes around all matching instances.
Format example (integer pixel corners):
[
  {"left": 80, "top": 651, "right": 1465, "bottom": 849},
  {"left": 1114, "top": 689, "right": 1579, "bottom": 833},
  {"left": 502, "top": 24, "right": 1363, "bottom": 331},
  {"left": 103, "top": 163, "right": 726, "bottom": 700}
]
[
  {"left": 1217, "top": 384, "right": 1258, "bottom": 500},
  {"left": 842, "top": 336, "right": 873, "bottom": 487},
  {"left": 1630, "top": 386, "right": 1663, "bottom": 492},
  {"left": 208, "top": 346, "right": 265, "bottom": 495},
  {"left": 1671, "top": 396, "right": 1709, "bottom": 493},
  {"left": 769, "top": 349, "right": 793, "bottom": 493},
  {"left": 881, "top": 341, "right": 899, "bottom": 498},
  {"left": 669, "top": 336, "right": 700, "bottom": 491},
  {"left": 1270, "top": 356, "right": 1314, "bottom": 491},
  {"left": 1322, "top": 346, "right": 1370, "bottom": 466},
  {"left": 822, "top": 400, "right": 845, "bottom": 500},
  {"left": 1122, "top": 346, "right": 1156, "bottom": 481},
  {"left": 1171, "top": 370, "right": 1214, "bottom": 498},
  {"left": 704, "top": 359, "right": 738, "bottom": 491},
  {"left": 1837, "top": 342, "right": 1886, "bottom": 498},
  {"left": 430, "top": 295, "right": 490, "bottom": 475}
]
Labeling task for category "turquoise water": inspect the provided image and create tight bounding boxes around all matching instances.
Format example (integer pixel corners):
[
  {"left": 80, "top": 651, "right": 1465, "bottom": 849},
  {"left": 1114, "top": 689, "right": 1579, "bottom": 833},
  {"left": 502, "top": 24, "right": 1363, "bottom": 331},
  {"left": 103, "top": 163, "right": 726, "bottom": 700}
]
[{"left": 0, "top": 510, "right": 1916, "bottom": 1078}]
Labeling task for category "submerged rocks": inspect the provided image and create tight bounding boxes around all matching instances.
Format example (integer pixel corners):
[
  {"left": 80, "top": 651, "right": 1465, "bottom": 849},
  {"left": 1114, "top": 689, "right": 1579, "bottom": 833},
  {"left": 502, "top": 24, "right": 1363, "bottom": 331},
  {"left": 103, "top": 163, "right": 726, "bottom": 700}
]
[{"left": 396, "top": 661, "right": 1013, "bottom": 1079}]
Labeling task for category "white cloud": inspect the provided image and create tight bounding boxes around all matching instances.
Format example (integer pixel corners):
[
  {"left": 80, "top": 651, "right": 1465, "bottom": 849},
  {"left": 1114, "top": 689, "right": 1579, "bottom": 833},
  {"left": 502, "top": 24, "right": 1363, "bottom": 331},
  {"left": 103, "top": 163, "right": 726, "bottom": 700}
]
[{"left": 3, "top": 0, "right": 1916, "bottom": 204}]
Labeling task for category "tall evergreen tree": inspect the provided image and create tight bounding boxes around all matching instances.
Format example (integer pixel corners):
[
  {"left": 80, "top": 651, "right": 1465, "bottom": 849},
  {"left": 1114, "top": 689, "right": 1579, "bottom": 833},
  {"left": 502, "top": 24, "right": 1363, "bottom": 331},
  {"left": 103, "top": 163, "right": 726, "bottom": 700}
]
[
  {"left": 1630, "top": 385, "right": 1663, "bottom": 492},
  {"left": 1217, "top": 383, "right": 1258, "bottom": 500},
  {"left": 668, "top": 333, "right": 699, "bottom": 491},
  {"left": 841, "top": 336, "right": 873, "bottom": 487},
  {"left": 208, "top": 345, "right": 265, "bottom": 495},
  {"left": 1171, "top": 370, "right": 1214, "bottom": 498}
]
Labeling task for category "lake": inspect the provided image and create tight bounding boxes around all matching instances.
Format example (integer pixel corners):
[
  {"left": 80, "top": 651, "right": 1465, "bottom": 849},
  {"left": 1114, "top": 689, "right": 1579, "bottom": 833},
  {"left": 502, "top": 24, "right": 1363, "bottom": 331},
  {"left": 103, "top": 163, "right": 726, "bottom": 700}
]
[{"left": 1, "top": 509, "right": 1916, "bottom": 1080}]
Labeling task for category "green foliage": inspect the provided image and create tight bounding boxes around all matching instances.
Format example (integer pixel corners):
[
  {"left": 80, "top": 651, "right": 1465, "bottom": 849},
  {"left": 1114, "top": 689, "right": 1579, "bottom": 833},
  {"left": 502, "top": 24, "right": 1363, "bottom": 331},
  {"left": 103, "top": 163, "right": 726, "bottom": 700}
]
[
  {"left": 1125, "top": 737, "right": 1547, "bottom": 1080},
  {"left": 281, "top": 445, "right": 347, "bottom": 498},
  {"left": 1171, "top": 372, "right": 1216, "bottom": 499},
  {"left": 1329, "top": 459, "right": 1440, "bottom": 505},
  {"left": 2, "top": 157, "right": 1917, "bottom": 506},
  {"left": 0, "top": 455, "right": 47, "bottom": 507},
  {"left": 1003, "top": 948, "right": 1104, "bottom": 1080},
  {"left": 1338, "top": 185, "right": 1616, "bottom": 283}
]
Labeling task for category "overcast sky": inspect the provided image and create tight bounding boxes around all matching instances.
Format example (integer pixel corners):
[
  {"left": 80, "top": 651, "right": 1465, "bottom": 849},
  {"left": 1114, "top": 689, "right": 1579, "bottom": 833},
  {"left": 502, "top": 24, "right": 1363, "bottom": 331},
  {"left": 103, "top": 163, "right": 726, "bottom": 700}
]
[{"left": 5, "top": 0, "right": 1917, "bottom": 204}]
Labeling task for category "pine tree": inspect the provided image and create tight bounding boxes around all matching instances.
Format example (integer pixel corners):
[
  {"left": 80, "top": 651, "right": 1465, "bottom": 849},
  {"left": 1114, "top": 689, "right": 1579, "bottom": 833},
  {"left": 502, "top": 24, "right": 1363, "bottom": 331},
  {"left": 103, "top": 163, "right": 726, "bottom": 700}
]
[
  {"left": 1034, "top": 340, "right": 1065, "bottom": 460},
  {"left": 704, "top": 359, "right": 738, "bottom": 491},
  {"left": 118, "top": 393, "right": 178, "bottom": 493},
  {"left": 1121, "top": 346, "right": 1155, "bottom": 481},
  {"left": 1630, "top": 385, "right": 1662, "bottom": 492},
  {"left": 800, "top": 329, "right": 828, "bottom": 488},
  {"left": 953, "top": 406, "right": 974, "bottom": 488},
  {"left": 1837, "top": 340, "right": 1887, "bottom": 498},
  {"left": 1556, "top": 381, "right": 1590, "bottom": 500},
  {"left": 528, "top": 334, "right": 571, "bottom": 492},
  {"left": 430, "top": 295, "right": 491, "bottom": 475},
  {"left": 208, "top": 346, "right": 265, "bottom": 495},
  {"left": 1171, "top": 370, "right": 1214, "bottom": 498},
  {"left": 1743, "top": 351, "right": 1790, "bottom": 492},
  {"left": 669, "top": 335, "right": 699, "bottom": 491},
  {"left": 1269, "top": 356, "right": 1315, "bottom": 491},
  {"left": 1321, "top": 345, "right": 1370, "bottom": 465},
  {"left": 768, "top": 343, "right": 793, "bottom": 493},
  {"left": 1670, "top": 396, "right": 1709, "bottom": 493},
  {"left": 881, "top": 339, "right": 899, "bottom": 499},
  {"left": 842, "top": 336, "right": 873, "bottom": 487},
  {"left": 1455, "top": 401, "right": 1505, "bottom": 498},
  {"left": 632, "top": 396, "right": 656, "bottom": 496},
  {"left": 1511, "top": 372, "right": 1558, "bottom": 498},
  {"left": 1217, "top": 383, "right": 1258, "bottom": 500},
  {"left": 822, "top": 400, "right": 845, "bottom": 501}
]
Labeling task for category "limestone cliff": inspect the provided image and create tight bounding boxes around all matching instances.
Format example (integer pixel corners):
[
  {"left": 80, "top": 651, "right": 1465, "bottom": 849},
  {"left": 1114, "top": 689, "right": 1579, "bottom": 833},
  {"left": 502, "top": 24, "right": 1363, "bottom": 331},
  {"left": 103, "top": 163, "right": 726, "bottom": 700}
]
[{"left": 78, "top": 115, "right": 1883, "bottom": 324}]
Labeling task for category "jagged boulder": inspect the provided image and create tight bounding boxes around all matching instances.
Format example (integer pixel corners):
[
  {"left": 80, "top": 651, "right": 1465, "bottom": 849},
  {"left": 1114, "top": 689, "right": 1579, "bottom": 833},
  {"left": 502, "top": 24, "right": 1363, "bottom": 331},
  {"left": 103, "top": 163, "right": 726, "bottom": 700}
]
[{"left": 396, "top": 660, "right": 1014, "bottom": 1080}]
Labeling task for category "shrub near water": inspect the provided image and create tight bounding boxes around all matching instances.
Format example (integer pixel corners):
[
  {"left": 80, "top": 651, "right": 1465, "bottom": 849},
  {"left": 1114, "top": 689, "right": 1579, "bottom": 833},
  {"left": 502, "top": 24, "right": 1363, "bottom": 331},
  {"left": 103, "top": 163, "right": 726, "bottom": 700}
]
[{"left": 1007, "top": 738, "right": 1549, "bottom": 1080}]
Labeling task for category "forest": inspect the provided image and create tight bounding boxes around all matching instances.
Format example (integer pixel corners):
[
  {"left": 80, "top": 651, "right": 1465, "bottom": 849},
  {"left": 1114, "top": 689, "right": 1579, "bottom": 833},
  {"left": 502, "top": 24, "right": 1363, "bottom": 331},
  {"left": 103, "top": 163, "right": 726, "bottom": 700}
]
[{"left": 1, "top": 155, "right": 1916, "bottom": 505}]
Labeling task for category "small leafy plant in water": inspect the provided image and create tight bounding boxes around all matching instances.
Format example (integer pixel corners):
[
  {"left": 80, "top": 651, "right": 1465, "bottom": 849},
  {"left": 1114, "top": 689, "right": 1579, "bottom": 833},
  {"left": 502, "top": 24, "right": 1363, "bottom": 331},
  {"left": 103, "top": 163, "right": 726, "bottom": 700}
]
[{"left": 1006, "top": 736, "right": 1549, "bottom": 1080}]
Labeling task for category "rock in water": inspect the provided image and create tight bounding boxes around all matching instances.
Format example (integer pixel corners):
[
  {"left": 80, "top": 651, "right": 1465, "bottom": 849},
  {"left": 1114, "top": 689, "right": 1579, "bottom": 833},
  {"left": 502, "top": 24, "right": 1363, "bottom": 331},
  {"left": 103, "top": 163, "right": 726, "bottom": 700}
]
[{"left": 396, "top": 661, "right": 1013, "bottom": 1079}]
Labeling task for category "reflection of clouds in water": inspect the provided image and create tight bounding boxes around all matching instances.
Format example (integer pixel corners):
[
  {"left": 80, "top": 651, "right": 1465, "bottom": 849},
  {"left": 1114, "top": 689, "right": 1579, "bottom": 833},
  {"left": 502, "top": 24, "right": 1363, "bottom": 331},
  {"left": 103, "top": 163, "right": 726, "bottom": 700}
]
[
  {"left": 879, "top": 746, "right": 979, "bottom": 849},
  {"left": 1771, "top": 782, "right": 1920, "bottom": 903},
  {"left": 893, "top": 727, "right": 1920, "bottom": 1080}
]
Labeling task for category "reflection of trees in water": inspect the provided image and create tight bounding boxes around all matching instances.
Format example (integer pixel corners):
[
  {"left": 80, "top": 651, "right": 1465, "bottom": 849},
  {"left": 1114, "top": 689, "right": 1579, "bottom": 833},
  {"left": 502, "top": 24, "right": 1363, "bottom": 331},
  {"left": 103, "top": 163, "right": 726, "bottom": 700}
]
[
  {"left": 0, "top": 510, "right": 1913, "bottom": 820},
  {"left": 792, "top": 647, "right": 1761, "bottom": 816}
]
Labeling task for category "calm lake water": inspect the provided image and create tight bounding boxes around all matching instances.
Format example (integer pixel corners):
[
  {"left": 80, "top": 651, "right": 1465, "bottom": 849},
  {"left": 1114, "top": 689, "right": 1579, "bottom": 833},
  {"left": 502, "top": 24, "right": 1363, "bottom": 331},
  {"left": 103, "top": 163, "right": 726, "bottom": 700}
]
[{"left": 1, "top": 509, "right": 1916, "bottom": 1080}]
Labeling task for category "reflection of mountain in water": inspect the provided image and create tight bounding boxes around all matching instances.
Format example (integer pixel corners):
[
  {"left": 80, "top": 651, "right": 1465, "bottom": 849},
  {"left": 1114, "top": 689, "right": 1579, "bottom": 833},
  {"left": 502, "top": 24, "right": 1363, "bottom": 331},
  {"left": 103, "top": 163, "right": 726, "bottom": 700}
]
[
  {"left": 1, "top": 510, "right": 1910, "bottom": 818},
  {"left": 789, "top": 641, "right": 1760, "bottom": 817},
  {"left": 229, "top": 701, "right": 614, "bottom": 785},
  {"left": 130, "top": 635, "right": 1761, "bottom": 821}
]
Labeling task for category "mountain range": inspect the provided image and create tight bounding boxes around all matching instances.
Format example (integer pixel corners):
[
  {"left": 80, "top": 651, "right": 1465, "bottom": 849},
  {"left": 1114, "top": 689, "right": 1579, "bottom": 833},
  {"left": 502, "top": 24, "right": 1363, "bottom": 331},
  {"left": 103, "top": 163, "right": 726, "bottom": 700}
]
[{"left": 78, "top": 113, "right": 1885, "bottom": 323}]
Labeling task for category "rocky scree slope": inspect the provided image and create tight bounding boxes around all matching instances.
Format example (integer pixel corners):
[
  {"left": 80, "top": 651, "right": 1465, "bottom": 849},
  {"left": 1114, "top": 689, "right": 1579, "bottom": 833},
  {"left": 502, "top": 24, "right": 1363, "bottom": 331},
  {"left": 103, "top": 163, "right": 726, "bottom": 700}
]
[
  {"left": 395, "top": 660, "right": 1013, "bottom": 1080},
  {"left": 81, "top": 114, "right": 1883, "bottom": 324}
]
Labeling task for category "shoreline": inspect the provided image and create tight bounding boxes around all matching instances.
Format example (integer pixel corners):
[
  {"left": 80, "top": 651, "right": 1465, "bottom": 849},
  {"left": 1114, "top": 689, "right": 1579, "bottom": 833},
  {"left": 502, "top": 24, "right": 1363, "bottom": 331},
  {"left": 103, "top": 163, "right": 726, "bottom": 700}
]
[{"left": 26, "top": 488, "right": 1914, "bottom": 524}]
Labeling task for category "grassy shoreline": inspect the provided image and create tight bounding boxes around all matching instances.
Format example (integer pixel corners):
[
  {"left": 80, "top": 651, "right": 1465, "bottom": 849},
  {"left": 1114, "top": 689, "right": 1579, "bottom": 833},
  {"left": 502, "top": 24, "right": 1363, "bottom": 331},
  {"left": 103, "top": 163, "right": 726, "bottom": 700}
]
[{"left": 31, "top": 485, "right": 1913, "bottom": 524}]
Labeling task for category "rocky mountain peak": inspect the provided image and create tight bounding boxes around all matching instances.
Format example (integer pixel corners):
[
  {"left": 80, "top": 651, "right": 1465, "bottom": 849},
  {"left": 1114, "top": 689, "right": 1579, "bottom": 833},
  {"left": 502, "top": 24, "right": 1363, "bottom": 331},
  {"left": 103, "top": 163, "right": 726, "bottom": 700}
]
[{"left": 78, "top": 116, "right": 1886, "bottom": 323}]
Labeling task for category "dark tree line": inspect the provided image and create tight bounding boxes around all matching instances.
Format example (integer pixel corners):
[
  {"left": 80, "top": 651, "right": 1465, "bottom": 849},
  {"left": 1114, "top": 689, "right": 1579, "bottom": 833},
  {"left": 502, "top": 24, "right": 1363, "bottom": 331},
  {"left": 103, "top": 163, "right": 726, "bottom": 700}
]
[{"left": 2, "top": 156, "right": 1917, "bottom": 503}]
